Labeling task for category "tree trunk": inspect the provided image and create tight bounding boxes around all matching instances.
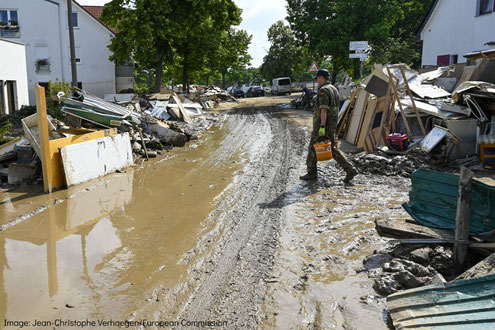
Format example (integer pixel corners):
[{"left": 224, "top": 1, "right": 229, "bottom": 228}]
[
  {"left": 154, "top": 53, "right": 163, "bottom": 93},
  {"left": 222, "top": 70, "right": 226, "bottom": 90}
]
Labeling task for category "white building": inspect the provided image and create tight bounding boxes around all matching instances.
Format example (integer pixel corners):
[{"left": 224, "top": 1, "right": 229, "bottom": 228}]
[
  {"left": 0, "top": 0, "right": 118, "bottom": 105},
  {"left": 418, "top": 0, "right": 495, "bottom": 67},
  {"left": 0, "top": 39, "right": 29, "bottom": 115}
]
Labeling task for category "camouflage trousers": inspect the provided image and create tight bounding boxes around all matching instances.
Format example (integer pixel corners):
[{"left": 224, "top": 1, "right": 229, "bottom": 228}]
[{"left": 306, "top": 134, "right": 355, "bottom": 175}]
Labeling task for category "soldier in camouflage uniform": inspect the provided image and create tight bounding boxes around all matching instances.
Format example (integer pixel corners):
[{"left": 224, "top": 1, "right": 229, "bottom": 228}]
[{"left": 300, "top": 69, "right": 358, "bottom": 183}]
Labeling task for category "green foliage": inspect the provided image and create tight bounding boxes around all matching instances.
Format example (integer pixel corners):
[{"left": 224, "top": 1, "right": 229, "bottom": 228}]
[
  {"left": 101, "top": 0, "right": 244, "bottom": 92},
  {"left": 48, "top": 79, "right": 71, "bottom": 98},
  {"left": 209, "top": 28, "right": 252, "bottom": 88},
  {"left": 286, "top": 0, "right": 434, "bottom": 78},
  {"left": 260, "top": 21, "right": 304, "bottom": 81},
  {"left": 46, "top": 79, "right": 71, "bottom": 120},
  {"left": 0, "top": 120, "right": 12, "bottom": 144}
]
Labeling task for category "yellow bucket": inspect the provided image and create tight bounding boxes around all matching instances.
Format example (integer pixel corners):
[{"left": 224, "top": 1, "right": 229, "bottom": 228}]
[{"left": 314, "top": 141, "right": 333, "bottom": 161}]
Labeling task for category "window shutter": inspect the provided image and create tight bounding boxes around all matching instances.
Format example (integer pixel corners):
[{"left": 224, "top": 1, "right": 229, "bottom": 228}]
[{"left": 437, "top": 55, "right": 450, "bottom": 65}]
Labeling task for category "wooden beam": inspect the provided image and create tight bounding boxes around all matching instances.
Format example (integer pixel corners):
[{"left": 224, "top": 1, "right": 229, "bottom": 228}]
[
  {"left": 35, "top": 84, "right": 53, "bottom": 193},
  {"left": 454, "top": 166, "right": 473, "bottom": 274}
]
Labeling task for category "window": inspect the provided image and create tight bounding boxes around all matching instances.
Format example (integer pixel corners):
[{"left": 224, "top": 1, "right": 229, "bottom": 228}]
[
  {"left": 0, "top": 9, "right": 20, "bottom": 37},
  {"left": 67, "top": 12, "right": 78, "bottom": 28},
  {"left": 477, "top": 0, "right": 493, "bottom": 15},
  {"left": 437, "top": 54, "right": 459, "bottom": 65},
  {"left": 0, "top": 9, "right": 18, "bottom": 25}
]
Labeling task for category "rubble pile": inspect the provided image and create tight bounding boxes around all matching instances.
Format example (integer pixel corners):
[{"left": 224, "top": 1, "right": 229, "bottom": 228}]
[
  {"left": 0, "top": 84, "right": 226, "bottom": 189},
  {"left": 366, "top": 244, "right": 455, "bottom": 296},
  {"left": 337, "top": 58, "right": 495, "bottom": 172},
  {"left": 351, "top": 148, "right": 453, "bottom": 177}
]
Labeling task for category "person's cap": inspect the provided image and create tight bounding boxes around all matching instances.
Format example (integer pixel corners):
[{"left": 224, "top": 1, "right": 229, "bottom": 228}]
[{"left": 313, "top": 69, "right": 330, "bottom": 80}]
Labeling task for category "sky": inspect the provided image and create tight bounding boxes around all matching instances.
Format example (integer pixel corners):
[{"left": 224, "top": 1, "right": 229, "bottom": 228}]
[{"left": 78, "top": 0, "right": 288, "bottom": 67}]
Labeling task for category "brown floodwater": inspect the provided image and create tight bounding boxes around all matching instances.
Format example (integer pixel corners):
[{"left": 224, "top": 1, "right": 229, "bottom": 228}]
[{"left": 0, "top": 121, "right": 246, "bottom": 324}]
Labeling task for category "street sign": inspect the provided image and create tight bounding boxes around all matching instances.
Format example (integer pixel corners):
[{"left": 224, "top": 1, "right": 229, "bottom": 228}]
[
  {"left": 349, "top": 41, "right": 369, "bottom": 51},
  {"left": 307, "top": 61, "right": 319, "bottom": 72},
  {"left": 349, "top": 53, "right": 368, "bottom": 60}
]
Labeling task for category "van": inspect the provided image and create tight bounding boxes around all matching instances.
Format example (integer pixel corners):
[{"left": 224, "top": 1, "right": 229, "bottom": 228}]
[{"left": 271, "top": 77, "right": 292, "bottom": 95}]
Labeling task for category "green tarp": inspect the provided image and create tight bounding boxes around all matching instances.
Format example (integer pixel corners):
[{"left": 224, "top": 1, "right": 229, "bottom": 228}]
[{"left": 402, "top": 169, "right": 495, "bottom": 235}]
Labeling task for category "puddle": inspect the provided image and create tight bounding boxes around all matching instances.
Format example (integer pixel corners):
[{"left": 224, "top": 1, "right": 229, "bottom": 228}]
[
  {"left": 0, "top": 121, "right": 246, "bottom": 323},
  {"left": 260, "top": 175, "right": 410, "bottom": 329}
]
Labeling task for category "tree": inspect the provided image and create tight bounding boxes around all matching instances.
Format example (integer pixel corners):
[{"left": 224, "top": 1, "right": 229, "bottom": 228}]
[
  {"left": 212, "top": 28, "right": 252, "bottom": 89},
  {"left": 101, "top": 0, "right": 174, "bottom": 92},
  {"left": 286, "top": 0, "right": 402, "bottom": 80},
  {"left": 286, "top": 0, "right": 434, "bottom": 80},
  {"left": 167, "top": 1, "right": 242, "bottom": 92},
  {"left": 102, "top": 0, "right": 242, "bottom": 93},
  {"left": 260, "top": 21, "right": 303, "bottom": 82}
]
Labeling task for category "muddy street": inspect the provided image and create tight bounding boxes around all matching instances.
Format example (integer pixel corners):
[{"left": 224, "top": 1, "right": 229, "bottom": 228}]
[{"left": 0, "top": 96, "right": 411, "bottom": 329}]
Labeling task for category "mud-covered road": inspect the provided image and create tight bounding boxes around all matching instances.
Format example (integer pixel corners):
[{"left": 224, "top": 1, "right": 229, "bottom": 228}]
[{"left": 0, "top": 96, "right": 412, "bottom": 329}]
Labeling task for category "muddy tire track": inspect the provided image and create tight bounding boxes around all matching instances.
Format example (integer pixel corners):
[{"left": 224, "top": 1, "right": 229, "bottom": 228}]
[{"left": 174, "top": 107, "right": 307, "bottom": 327}]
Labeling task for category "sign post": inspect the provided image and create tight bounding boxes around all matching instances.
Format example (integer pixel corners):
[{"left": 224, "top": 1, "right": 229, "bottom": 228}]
[
  {"left": 308, "top": 61, "right": 319, "bottom": 92},
  {"left": 349, "top": 41, "right": 369, "bottom": 80}
]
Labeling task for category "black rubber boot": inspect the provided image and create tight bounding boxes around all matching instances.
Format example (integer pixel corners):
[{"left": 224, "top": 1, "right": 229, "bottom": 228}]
[
  {"left": 300, "top": 173, "right": 317, "bottom": 181},
  {"left": 343, "top": 168, "right": 358, "bottom": 183}
]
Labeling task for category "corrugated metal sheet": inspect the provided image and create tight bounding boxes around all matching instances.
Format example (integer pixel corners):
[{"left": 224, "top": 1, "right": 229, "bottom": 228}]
[
  {"left": 387, "top": 274, "right": 495, "bottom": 329},
  {"left": 402, "top": 169, "right": 495, "bottom": 235}
]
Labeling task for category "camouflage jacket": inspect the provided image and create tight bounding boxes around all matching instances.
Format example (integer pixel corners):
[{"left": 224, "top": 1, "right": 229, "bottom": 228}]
[{"left": 313, "top": 82, "right": 339, "bottom": 138}]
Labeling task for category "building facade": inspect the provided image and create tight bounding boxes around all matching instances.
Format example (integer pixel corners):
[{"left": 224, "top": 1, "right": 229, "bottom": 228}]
[
  {"left": 419, "top": 0, "right": 495, "bottom": 67},
  {"left": 0, "top": 0, "right": 117, "bottom": 105},
  {"left": 0, "top": 39, "right": 29, "bottom": 115}
]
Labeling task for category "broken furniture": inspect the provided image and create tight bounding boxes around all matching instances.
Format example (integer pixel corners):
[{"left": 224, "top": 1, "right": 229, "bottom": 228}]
[{"left": 35, "top": 84, "right": 130, "bottom": 193}]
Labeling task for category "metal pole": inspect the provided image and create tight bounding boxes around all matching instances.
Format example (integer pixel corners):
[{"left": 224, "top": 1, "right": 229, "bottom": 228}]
[
  {"left": 360, "top": 59, "right": 363, "bottom": 80},
  {"left": 67, "top": 0, "right": 78, "bottom": 87}
]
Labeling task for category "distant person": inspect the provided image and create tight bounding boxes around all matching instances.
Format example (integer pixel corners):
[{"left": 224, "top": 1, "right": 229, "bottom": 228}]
[
  {"left": 301, "top": 84, "right": 310, "bottom": 110},
  {"left": 300, "top": 69, "right": 358, "bottom": 183}
]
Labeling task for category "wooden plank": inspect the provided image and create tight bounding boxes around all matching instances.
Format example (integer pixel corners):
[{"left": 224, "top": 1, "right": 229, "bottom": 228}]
[
  {"left": 454, "top": 166, "right": 474, "bottom": 274},
  {"left": 375, "top": 218, "right": 454, "bottom": 240},
  {"left": 35, "top": 84, "right": 53, "bottom": 193},
  {"left": 345, "top": 88, "right": 368, "bottom": 144},
  {"left": 356, "top": 97, "right": 377, "bottom": 149},
  {"left": 171, "top": 95, "right": 193, "bottom": 124}
]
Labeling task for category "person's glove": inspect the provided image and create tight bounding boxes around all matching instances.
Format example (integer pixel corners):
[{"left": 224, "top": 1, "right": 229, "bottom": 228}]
[{"left": 319, "top": 127, "right": 325, "bottom": 136}]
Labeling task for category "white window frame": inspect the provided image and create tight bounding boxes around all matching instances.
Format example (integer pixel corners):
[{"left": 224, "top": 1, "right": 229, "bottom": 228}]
[
  {"left": 0, "top": 9, "right": 19, "bottom": 26},
  {"left": 66, "top": 11, "right": 79, "bottom": 29}
]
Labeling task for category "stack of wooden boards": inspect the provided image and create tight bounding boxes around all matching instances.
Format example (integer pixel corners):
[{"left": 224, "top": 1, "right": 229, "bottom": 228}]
[{"left": 337, "top": 87, "right": 395, "bottom": 153}]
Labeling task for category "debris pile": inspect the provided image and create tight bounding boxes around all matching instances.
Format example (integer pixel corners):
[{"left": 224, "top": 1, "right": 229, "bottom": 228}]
[
  {"left": 367, "top": 168, "right": 495, "bottom": 328},
  {"left": 0, "top": 84, "right": 225, "bottom": 190},
  {"left": 339, "top": 59, "right": 495, "bottom": 171}
]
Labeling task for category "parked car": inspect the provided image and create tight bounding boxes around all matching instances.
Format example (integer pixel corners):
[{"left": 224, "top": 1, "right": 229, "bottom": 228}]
[
  {"left": 231, "top": 88, "right": 244, "bottom": 98},
  {"left": 246, "top": 86, "right": 265, "bottom": 97},
  {"left": 271, "top": 77, "right": 292, "bottom": 95},
  {"left": 263, "top": 85, "right": 271, "bottom": 95}
]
